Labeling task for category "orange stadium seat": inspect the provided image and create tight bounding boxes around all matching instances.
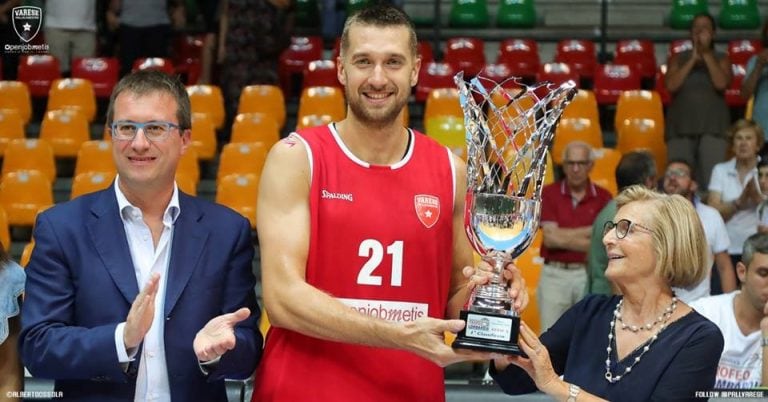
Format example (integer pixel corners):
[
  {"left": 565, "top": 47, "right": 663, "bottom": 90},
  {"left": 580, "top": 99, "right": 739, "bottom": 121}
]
[
  {"left": 70, "top": 171, "right": 116, "bottom": 199},
  {"left": 616, "top": 118, "right": 667, "bottom": 173},
  {"left": 177, "top": 147, "right": 200, "bottom": 187},
  {"left": 18, "top": 54, "right": 61, "bottom": 97},
  {"left": 0, "top": 109, "right": 25, "bottom": 156},
  {"left": 47, "top": 78, "right": 97, "bottom": 122},
  {"left": 238, "top": 85, "right": 287, "bottom": 130},
  {"left": 187, "top": 84, "right": 225, "bottom": 130},
  {"left": 425, "top": 115, "right": 466, "bottom": 159},
  {"left": 423, "top": 88, "right": 462, "bottom": 128},
  {"left": 39, "top": 109, "right": 90, "bottom": 158},
  {"left": 614, "top": 90, "right": 665, "bottom": 131},
  {"left": 231, "top": 113, "right": 281, "bottom": 146},
  {"left": 552, "top": 117, "right": 604, "bottom": 165},
  {"left": 416, "top": 62, "right": 456, "bottom": 102},
  {"left": 190, "top": 113, "right": 217, "bottom": 161},
  {"left": 21, "top": 241, "right": 34, "bottom": 267},
  {"left": 74, "top": 140, "right": 115, "bottom": 177},
  {"left": 562, "top": 89, "right": 600, "bottom": 126},
  {"left": 444, "top": 37, "right": 486, "bottom": 77},
  {"left": 0, "top": 206, "right": 10, "bottom": 251},
  {"left": 216, "top": 174, "right": 259, "bottom": 228},
  {"left": 217, "top": 142, "right": 269, "bottom": 183},
  {"left": 590, "top": 147, "right": 623, "bottom": 196},
  {"left": 297, "top": 86, "right": 345, "bottom": 122},
  {"left": 71, "top": 57, "right": 120, "bottom": 98},
  {"left": 0, "top": 170, "right": 54, "bottom": 226},
  {"left": 296, "top": 114, "right": 334, "bottom": 130},
  {"left": 175, "top": 171, "right": 198, "bottom": 195},
  {"left": 2, "top": 139, "right": 56, "bottom": 183},
  {"left": 0, "top": 81, "right": 32, "bottom": 124}
]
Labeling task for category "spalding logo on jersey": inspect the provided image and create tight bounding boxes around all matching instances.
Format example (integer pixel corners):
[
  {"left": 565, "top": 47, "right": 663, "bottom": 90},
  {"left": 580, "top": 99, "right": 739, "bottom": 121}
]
[{"left": 414, "top": 194, "right": 440, "bottom": 228}]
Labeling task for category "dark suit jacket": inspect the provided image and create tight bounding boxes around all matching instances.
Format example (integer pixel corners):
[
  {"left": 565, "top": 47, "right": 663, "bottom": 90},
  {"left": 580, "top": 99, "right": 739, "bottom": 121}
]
[{"left": 20, "top": 187, "right": 262, "bottom": 402}]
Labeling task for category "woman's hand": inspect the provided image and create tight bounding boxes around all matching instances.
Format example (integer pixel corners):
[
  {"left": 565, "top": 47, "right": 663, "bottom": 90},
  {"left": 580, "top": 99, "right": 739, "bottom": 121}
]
[{"left": 504, "top": 321, "right": 560, "bottom": 394}]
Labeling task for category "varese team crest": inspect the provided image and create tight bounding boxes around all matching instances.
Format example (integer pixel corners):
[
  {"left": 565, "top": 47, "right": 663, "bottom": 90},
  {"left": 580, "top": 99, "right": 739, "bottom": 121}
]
[
  {"left": 12, "top": 6, "right": 42, "bottom": 43},
  {"left": 414, "top": 195, "right": 440, "bottom": 229}
]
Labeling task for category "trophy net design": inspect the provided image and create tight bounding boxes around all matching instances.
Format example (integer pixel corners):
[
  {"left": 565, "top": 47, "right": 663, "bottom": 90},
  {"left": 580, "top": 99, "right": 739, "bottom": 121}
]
[{"left": 453, "top": 72, "right": 576, "bottom": 354}]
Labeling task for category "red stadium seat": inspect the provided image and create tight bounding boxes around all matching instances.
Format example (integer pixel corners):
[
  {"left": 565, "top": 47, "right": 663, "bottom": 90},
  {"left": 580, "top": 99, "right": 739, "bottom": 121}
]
[
  {"left": 132, "top": 57, "right": 175, "bottom": 75},
  {"left": 668, "top": 39, "right": 692, "bottom": 59},
  {"left": 537, "top": 62, "right": 579, "bottom": 88},
  {"left": 303, "top": 59, "right": 340, "bottom": 88},
  {"left": 726, "top": 63, "right": 748, "bottom": 107},
  {"left": 173, "top": 33, "right": 205, "bottom": 84},
  {"left": 418, "top": 41, "right": 435, "bottom": 64},
  {"left": 18, "top": 55, "right": 61, "bottom": 97},
  {"left": 416, "top": 62, "right": 455, "bottom": 102},
  {"left": 613, "top": 39, "right": 657, "bottom": 79},
  {"left": 496, "top": 38, "right": 540, "bottom": 81},
  {"left": 554, "top": 39, "right": 597, "bottom": 81},
  {"left": 593, "top": 64, "right": 642, "bottom": 105},
  {"left": 444, "top": 37, "right": 485, "bottom": 78},
  {"left": 71, "top": 57, "right": 119, "bottom": 98},
  {"left": 480, "top": 63, "right": 513, "bottom": 83},
  {"left": 728, "top": 39, "right": 762, "bottom": 65},
  {"left": 278, "top": 36, "right": 324, "bottom": 97}
]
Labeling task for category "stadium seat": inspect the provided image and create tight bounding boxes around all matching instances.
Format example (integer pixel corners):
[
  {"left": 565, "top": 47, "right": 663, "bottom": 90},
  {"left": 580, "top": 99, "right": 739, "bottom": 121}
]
[
  {"left": 173, "top": 34, "right": 205, "bottom": 85},
  {"left": 303, "top": 60, "right": 340, "bottom": 88},
  {"left": 416, "top": 62, "right": 456, "bottom": 102},
  {"left": 726, "top": 63, "right": 748, "bottom": 107},
  {"left": 423, "top": 88, "right": 462, "bottom": 128},
  {"left": 217, "top": 142, "right": 269, "bottom": 183},
  {"left": 0, "top": 109, "right": 24, "bottom": 156},
  {"left": 177, "top": 147, "right": 200, "bottom": 186},
  {"left": 0, "top": 170, "right": 54, "bottom": 226},
  {"left": 614, "top": 90, "right": 665, "bottom": 132},
  {"left": 231, "top": 113, "right": 281, "bottom": 147},
  {"left": 728, "top": 39, "right": 762, "bottom": 65},
  {"left": 613, "top": 39, "right": 657, "bottom": 80},
  {"left": 616, "top": 118, "right": 667, "bottom": 172},
  {"left": 718, "top": 0, "right": 760, "bottom": 29},
  {"left": 215, "top": 174, "right": 259, "bottom": 228},
  {"left": 0, "top": 207, "right": 10, "bottom": 251},
  {"left": 654, "top": 66, "right": 672, "bottom": 105},
  {"left": 278, "top": 36, "right": 324, "bottom": 97},
  {"left": 238, "top": 85, "right": 286, "bottom": 130},
  {"left": 187, "top": 84, "right": 225, "bottom": 130},
  {"left": 554, "top": 39, "right": 597, "bottom": 84},
  {"left": 496, "top": 38, "right": 540, "bottom": 81},
  {"left": 514, "top": 229, "right": 543, "bottom": 334},
  {"left": 668, "top": 39, "right": 693, "bottom": 59},
  {"left": 297, "top": 86, "right": 345, "bottom": 122},
  {"left": 71, "top": 57, "right": 120, "bottom": 98},
  {"left": 425, "top": 115, "right": 466, "bottom": 159},
  {"left": 190, "top": 113, "right": 217, "bottom": 161},
  {"left": 132, "top": 57, "right": 175, "bottom": 75},
  {"left": 74, "top": 140, "right": 115, "bottom": 177},
  {"left": 593, "top": 64, "right": 642, "bottom": 105},
  {"left": 449, "top": 0, "right": 489, "bottom": 28},
  {"left": 496, "top": 0, "right": 537, "bottom": 28},
  {"left": 0, "top": 81, "right": 31, "bottom": 124},
  {"left": 296, "top": 114, "right": 334, "bottom": 130},
  {"left": 480, "top": 63, "right": 513, "bottom": 83},
  {"left": 46, "top": 78, "right": 97, "bottom": 122},
  {"left": 21, "top": 241, "right": 34, "bottom": 267},
  {"left": 561, "top": 89, "right": 600, "bottom": 126},
  {"left": 444, "top": 37, "right": 486, "bottom": 78},
  {"left": 70, "top": 171, "right": 116, "bottom": 199},
  {"left": 2, "top": 139, "right": 56, "bottom": 183},
  {"left": 39, "top": 109, "right": 90, "bottom": 158},
  {"left": 537, "top": 62, "right": 579, "bottom": 88},
  {"left": 590, "top": 147, "right": 623, "bottom": 196},
  {"left": 18, "top": 54, "right": 61, "bottom": 97},
  {"left": 418, "top": 41, "right": 435, "bottom": 64},
  {"left": 552, "top": 117, "right": 604, "bottom": 165},
  {"left": 669, "top": 0, "right": 709, "bottom": 29},
  {"left": 175, "top": 171, "right": 198, "bottom": 196}
]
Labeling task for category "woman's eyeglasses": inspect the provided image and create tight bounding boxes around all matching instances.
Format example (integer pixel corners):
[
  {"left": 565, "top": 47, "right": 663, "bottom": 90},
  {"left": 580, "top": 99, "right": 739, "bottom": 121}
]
[{"left": 602, "top": 219, "right": 654, "bottom": 239}]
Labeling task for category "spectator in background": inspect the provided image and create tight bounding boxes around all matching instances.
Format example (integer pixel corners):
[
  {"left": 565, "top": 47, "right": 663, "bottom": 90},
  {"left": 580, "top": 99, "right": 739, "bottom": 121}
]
[
  {"left": 195, "top": 0, "right": 219, "bottom": 84},
  {"left": 218, "top": 0, "right": 293, "bottom": 131},
  {"left": 758, "top": 158, "right": 768, "bottom": 234},
  {"left": 107, "top": 0, "right": 186, "bottom": 76},
  {"left": 0, "top": 0, "right": 21, "bottom": 80},
  {"left": 44, "top": 0, "right": 97, "bottom": 75},
  {"left": 586, "top": 151, "right": 656, "bottom": 295},
  {"left": 741, "top": 21, "right": 768, "bottom": 145},
  {"left": 665, "top": 12, "right": 732, "bottom": 190},
  {"left": 539, "top": 141, "right": 612, "bottom": 330},
  {"left": 690, "top": 233, "right": 768, "bottom": 389},
  {"left": 0, "top": 249, "right": 24, "bottom": 399},
  {"left": 708, "top": 119, "right": 763, "bottom": 272},
  {"left": 662, "top": 160, "right": 736, "bottom": 299}
]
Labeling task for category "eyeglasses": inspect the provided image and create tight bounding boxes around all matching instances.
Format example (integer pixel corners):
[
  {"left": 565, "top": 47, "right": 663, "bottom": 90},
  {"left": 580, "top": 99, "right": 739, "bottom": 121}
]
[
  {"left": 563, "top": 160, "right": 591, "bottom": 168},
  {"left": 602, "top": 219, "right": 654, "bottom": 239},
  {"left": 664, "top": 168, "right": 689, "bottom": 179},
  {"left": 110, "top": 121, "right": 181, "bottom": 142}
]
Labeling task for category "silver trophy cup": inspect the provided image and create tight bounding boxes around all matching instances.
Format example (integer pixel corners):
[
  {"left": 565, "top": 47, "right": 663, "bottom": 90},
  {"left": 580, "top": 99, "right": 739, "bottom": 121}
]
[{"left": 453, "top": 73, "right": 576, "bottom": 355}]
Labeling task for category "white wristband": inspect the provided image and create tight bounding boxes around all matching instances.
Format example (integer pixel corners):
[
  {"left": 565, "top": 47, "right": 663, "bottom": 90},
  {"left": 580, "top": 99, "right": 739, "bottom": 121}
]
[{"left": 567, "top": 383, "right": 580, "bottom": 402}]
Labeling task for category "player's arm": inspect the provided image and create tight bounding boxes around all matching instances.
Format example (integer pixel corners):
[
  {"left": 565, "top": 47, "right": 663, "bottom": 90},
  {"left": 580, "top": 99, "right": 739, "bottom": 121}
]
[{"left": 258, "top": 139, "right": 487, "bottom": 366}]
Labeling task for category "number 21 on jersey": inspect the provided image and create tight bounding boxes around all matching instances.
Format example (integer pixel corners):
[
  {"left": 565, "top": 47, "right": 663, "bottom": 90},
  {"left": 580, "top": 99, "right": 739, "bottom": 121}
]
[{"left": 356, "top": 239, "right": 404, "bottom": 287}]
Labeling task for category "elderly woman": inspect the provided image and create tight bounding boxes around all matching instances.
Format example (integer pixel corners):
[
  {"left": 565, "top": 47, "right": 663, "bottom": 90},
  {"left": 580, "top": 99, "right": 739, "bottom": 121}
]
[
  {"left": 707, "top": 119, "right": 763, "bottom": 268},
  {"left": 490, "top": 185, "right": 723, "bottom": 401},
  {"left": 0, "top": 247, "right": 25, "bottom": 398}
]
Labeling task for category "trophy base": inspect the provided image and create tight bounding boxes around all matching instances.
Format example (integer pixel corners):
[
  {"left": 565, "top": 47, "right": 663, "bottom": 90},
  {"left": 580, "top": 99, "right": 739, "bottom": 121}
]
[{"left": 452, "top": 310, "right": 523, "bottom": 356}]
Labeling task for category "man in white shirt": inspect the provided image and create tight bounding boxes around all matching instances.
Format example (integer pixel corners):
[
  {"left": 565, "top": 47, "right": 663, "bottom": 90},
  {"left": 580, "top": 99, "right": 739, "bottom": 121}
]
[
  {"left": 662, "top": 159, "right": 736, "bottom": 301},
  {"left": 690, "top": 233, "right": 768, "bottom": 389},
  {"left": 20, "top": 70, "right": 262, "bottom": 401}
]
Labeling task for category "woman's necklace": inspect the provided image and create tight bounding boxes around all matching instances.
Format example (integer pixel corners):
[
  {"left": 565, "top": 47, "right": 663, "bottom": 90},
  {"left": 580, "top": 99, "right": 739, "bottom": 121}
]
[
  {"left": 604, "top": 297, "right": 678, "bottom": 383},
  {"left": 616, "top": 297, "right": 678, "bottom": 332}
]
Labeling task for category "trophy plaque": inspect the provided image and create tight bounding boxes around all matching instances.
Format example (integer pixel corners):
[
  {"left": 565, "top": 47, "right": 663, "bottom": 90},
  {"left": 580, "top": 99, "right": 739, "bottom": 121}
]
[{"left": 452, "top": 73, "right": 576, "bottom": 355}]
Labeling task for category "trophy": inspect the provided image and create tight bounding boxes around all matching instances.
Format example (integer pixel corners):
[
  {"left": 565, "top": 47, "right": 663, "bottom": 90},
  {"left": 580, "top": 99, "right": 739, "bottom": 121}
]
[{"left": 452, "top": 73, "right": 576, "bottom": 355}]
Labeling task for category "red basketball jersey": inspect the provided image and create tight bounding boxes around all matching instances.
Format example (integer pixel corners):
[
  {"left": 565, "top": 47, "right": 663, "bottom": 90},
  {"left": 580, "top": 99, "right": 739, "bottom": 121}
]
[{"left": 253, "top": 124, "right": 457, "bottom": 402}]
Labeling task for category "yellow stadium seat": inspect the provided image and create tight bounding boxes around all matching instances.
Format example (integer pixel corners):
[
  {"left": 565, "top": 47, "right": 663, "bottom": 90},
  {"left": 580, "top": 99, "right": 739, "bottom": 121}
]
[
  {"left": 552, "top": 117, "right": 604, "bottom": 165},
  {"left": 175, "top": 171, "right": 198, "bottom": 196},
  {"left": 297, "top": 86, "right": 345, "bottom": 122},
  {"left": 39, "top": 109, "right": 90, "bottom": 158},
  {"left": 187, "top": 84, "right": 225, "bottom": 130},
  {"left": 425, "top": 115, "right": 466, "bottom": 159},
  {"left": 217, "top": 142, "right": 269, "bottom": 183},
  {"left": 296, "top": 114, "right": 334, "bottom": 130},
  {"left": 0, "top": 171, "right": 54, "bottom": 226},
  {"left": 423, "top": 88, "right": 462, "bottom": 128},
  {"left": 177, "top": 147, "right": 200, "bottom": 186},
  {"left": 70, "top": 171, "right": 116, "bottom": 199},
  {"left": 190, "top": 113, "right": 217, "bottom": 161},
  {"left": 616, "top": 118, "right": 667, "bottom": 173},
  {"left": 561, "top": 89, "right": 599, "bottom": 126},
  {"left": 2, "top": 139, "right": 56, "bottom": 183},
  {"left": 0, "top": 81, "right": 32, "bottom": 125},
  {"left": 238, "top": 85, "right": 287, "bottom": 130},
  {"left": 0, "top": 206, "right": 10, "bottom": 252},
  {"left": 614, "top": 90, "right": 664, "bottom": 132},
  {"left": 216, "top": 174, "right": 259, "bottom": 228},
  {"left": 0, "top": 109, "right": 25, "bottom": 156},
  {"left": 75, "top": 140, "right": 115, "bottom": 176},
  {"left": 47, "top": 78, "right": 97, "bottom": 122},
  {"left": 21, "top": 241, "right": 34, "bottom": 267},
  {"left": 231, "top": 113, "right": 281, "bottom": 147}
]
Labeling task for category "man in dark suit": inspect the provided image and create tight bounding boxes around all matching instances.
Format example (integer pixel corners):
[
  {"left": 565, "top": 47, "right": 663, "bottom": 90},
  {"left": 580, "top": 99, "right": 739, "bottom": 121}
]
[{"left": 19, "top": 70, "right": 262, "bottom": 402}]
